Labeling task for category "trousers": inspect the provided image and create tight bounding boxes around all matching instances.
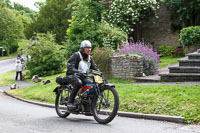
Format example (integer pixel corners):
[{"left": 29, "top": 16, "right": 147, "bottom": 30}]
[
  {"left": 66, "top": 75, "right": 92, "bottom": 103},
  {"left": 15, "top": 71, "right": 22, "bottom": 80}
]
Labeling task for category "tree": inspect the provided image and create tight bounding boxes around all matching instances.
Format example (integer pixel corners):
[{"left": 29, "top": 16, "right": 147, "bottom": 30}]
[
  {"left": 26, "top": 33, "right": 66, "bottom": 76},
  {"left": 34, "top": 1, "right": 45, "bottom": 11},
  {"left": 0, "top": 7, "right": 24, "bottom": 54},
  {"left": 25, "top": 0, "right": 73, "bottom": 44},
  {"left": 1, "top": 0, "right": 37, "bottom": 29},
  {"left": 105, "top": 0, "right": 163, "bottom": 37},
  {"left": 0, "top": 0, "right": 3, "bottom": 8},
  {"left": 1, "top": 0, "right": 12, "bottom": 8},
  {"left": 166, "top": 0, "right": 200, "bottom": 30},
  {"left": 13, "top": 2, "right": 37, "bottom": 21},
  {"left": 65, "top": 0, "right": 127, "bottom": 57}
]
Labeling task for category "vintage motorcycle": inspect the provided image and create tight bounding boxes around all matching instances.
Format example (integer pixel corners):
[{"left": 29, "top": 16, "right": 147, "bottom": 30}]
[{"left": 53, "top": 70, "right": 119, "bottom": 124}]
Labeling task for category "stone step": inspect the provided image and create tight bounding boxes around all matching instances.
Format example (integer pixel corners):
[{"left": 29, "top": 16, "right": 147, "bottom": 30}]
[
  {"left": 186, "top": 53, "right": 200, "bottom": 59},
  {"left": 169, "top": 66, "right": 200, "bottom": 73},
  {"left": 179, "top": 59, "right": 200, "bottom": 67},
  {"left": 159, "top": 73, "right": 200, "bottom": 82}
]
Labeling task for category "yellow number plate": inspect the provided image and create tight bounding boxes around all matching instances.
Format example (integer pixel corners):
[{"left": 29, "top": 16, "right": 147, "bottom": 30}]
[{"left": 94, "top": 75, "right": 103, "bottom": 83}]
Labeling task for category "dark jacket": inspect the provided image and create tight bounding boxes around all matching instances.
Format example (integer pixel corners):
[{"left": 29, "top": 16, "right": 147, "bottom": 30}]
[{"left": 66, "top": 51, "right": 99, "bottom": 75}]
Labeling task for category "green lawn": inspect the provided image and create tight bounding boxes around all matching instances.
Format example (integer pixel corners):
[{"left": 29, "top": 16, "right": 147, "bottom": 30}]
[
  {"left": 159, "top": 56, "right": 185, "bottom": 68},
  {"left": 0, "top": 53, "right": 17, "bottom": 61},
  {"left": 0, "top": 71, "right": 16, "bottom": 86}
]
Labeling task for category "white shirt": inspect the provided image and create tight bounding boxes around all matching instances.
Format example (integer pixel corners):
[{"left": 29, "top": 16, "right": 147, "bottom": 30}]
[{"left": 16, "top": 63, "right": 23, "bottom": 72}]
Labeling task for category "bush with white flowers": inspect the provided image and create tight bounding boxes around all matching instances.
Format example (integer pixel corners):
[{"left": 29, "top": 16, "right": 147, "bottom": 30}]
[{"left": 105, "top": 0, "right": 163, "bottom": 34}]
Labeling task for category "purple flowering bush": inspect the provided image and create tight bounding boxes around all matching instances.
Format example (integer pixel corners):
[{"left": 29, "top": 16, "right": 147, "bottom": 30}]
[{"left": 115, "top": 41, "right": 160, "bottom": 76}]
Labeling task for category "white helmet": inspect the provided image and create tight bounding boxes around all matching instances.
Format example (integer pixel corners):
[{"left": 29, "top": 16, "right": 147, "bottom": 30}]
[{"left": 80, "top": 40, "right": 92, "bottom": 48}]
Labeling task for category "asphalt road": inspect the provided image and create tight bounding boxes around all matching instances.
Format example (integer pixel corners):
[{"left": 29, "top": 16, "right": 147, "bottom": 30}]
[
  {"left": 0, "top": 58, "right": 16, "bottom": 74},
  {"left": 0, "top": 58, "right": 199, "bottom": 133},
  {"left": 0, "top": 92, "right": 197, "bottom": 133}
]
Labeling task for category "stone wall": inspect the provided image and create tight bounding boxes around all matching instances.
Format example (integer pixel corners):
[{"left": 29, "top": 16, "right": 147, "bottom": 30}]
[
  {"left": 140, "top": 5, "right": 180, "bottom": 49},
  {"left": 108, "top": 55, "right": 143, "bottom": 80},
  {"left": 185, "top": 45, "right": 200, "bottom": 54}
]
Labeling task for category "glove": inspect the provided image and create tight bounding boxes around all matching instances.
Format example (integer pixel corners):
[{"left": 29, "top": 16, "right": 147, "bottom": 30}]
[{"left": 74, "top": 72, "right": 86, "bottom": 77}]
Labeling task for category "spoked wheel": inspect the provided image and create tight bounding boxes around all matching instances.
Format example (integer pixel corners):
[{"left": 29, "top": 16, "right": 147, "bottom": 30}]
[
  {"left": 55, "top": 89, "right": 70, "bottom": 118},
  {"left": 92, "top": 86, "right": 119, "bottom": 124}
]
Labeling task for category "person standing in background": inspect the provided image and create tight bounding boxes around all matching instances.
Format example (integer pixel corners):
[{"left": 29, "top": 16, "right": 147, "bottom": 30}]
[{"left": 15, "top": 60, "right": 23, "bottom": 80}]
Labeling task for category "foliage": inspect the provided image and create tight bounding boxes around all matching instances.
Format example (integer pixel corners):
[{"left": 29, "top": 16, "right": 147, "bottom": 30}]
[
  {"left": 92, "top": 47, "right": 113, "bottom": 72},
  {"left": 12, "top": 2, "right": 37, "bottom": 21},
  {"left": 65, "top": 0, "right": 127, "bottom": 57},
  {"left": 105, "top": 0, "right": 163, "bottom": 34},
  {"left": 65, "top": 21, "right": 127, "bottom": 57},
  {"left": 1, "top": 0, "right": 36, "bottom": 26},
  {"left": 69, "top": 0, "right": 107, "bottom": 22},
  {"left": 115, "top": 41, "right": 160, "bottom": 76},
  {"left": 0, "top": 0, "right": 12, "bottom": 8},
  {"left": 26, "top": 33, "right": 66, "bottom": 77},
  {"left": 179, "top": 26, "right": 200, "bottom": 47},
  {"left": 158, "top": 44, "right": 176, "bottom": 56},
  {"left": 25, "top": 0, "right": 73, "bottom": 44},
  {"left": 0, "top": 7, "right": 24, "bottom": 54},
  {"left": 17, "top": 39, "right": 31, "bottom": 54},
  {"left": 165, "top": 0, "right": 200, "bottom": 30},
  {"left": 0, "top": 1, "right": 35, "bottom": 55}
]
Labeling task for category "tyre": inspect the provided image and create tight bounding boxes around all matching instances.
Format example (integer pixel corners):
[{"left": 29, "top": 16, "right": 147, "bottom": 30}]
[
  {"left": 91, "top": 86, "right": 119, "bottom": 124},
  {"left": 55, "top": 89, "right": 70, "bottom": 118}
]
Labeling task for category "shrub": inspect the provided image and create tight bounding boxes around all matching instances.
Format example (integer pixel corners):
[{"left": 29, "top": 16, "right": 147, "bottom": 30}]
[
  {"left": 92, "top": 47, "right": 113, "bottom": 72},
  {"left": 9, "top": 41, "right": 19, "bottom": 54},
  {"left": 165, "top": 0, "right": 200, "bottom": 29},
  {"left": 180, "top": 26, "right": 200, "bottom": 47},
  {"left": 26, "top": 33, "right": 66, "bottom": 77},
  {"left": 158, "top": 45, "right": 176, "bottom": 57},
  {"left": 105, "top": 0, "right": 162, "bottom": 34},
  {"left": 115, "top": 41, "right": 160, "bottom": 76},
  {"left": 65, "top": 22, "right": 127, "bottom": 57},
  {"left": 0, "top": 8, "right": 24, "bottom": 55}
]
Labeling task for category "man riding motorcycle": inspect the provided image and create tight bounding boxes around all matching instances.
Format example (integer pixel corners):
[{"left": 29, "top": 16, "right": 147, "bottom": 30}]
[{"left": 66, "top": 40, "right": 99, "bottom": 110}]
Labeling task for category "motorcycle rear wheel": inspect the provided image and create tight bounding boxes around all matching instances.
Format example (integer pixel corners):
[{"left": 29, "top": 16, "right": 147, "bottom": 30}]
[
  {"left": 55, "top": 90, "right": 70, "bottom": 118},
  {"left": 91, "top": 86, "right": 119, "bottom": 124}
]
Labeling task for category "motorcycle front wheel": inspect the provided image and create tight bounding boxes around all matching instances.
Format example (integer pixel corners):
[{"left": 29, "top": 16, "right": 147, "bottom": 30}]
[
  {"left": 91, "top": 86, "right": 119, "bottom": 124},
  {"left": 55, "top": 89, "right": 70, "bottom": 118}
]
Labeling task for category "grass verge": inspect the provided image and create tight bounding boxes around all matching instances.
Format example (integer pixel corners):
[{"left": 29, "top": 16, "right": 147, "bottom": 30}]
[
  {"left": 0, "top": 53, "right": 17, "bottom": 61},
  {"left": 6, "top": 73, "right": 200, "bottom": 124},
  {"left": 0, "top": 71, "right": 16, "bottom": 86},
  {"left": 159, "top": 56, "right": 184, "bottom": 68}
]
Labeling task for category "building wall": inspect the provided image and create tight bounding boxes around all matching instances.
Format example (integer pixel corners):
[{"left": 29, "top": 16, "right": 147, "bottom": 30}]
[{"left": 140, "top": 5, "right": 180, "bottom": 49}]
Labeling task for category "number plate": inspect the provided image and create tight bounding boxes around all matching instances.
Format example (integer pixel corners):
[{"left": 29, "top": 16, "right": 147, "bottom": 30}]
[{"left": 94, "top": 75, "right": 103, "bottom": 83}]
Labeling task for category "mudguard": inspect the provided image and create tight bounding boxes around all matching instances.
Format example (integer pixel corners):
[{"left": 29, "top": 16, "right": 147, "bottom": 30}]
[
  {"left": 53, "top": 86, "right": 60, "bottom": 95},
  {"left": 103, "top": 83, "right": 115, "bottom": 87}
]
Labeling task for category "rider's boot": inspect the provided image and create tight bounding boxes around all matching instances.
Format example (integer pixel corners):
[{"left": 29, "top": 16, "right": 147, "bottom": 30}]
[{"left": 67, "top": 90, "right": 77, "bottom": 110}]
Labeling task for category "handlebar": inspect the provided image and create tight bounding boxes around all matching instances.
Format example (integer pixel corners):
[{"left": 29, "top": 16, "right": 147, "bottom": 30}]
[{"left": 74, "top": 70, "right": 102, "bottom": 78}]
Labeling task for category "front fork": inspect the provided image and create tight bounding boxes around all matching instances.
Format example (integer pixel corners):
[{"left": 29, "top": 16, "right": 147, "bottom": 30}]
[{"left": 93, "top": 83, "right": 104, "bottom": 111}]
